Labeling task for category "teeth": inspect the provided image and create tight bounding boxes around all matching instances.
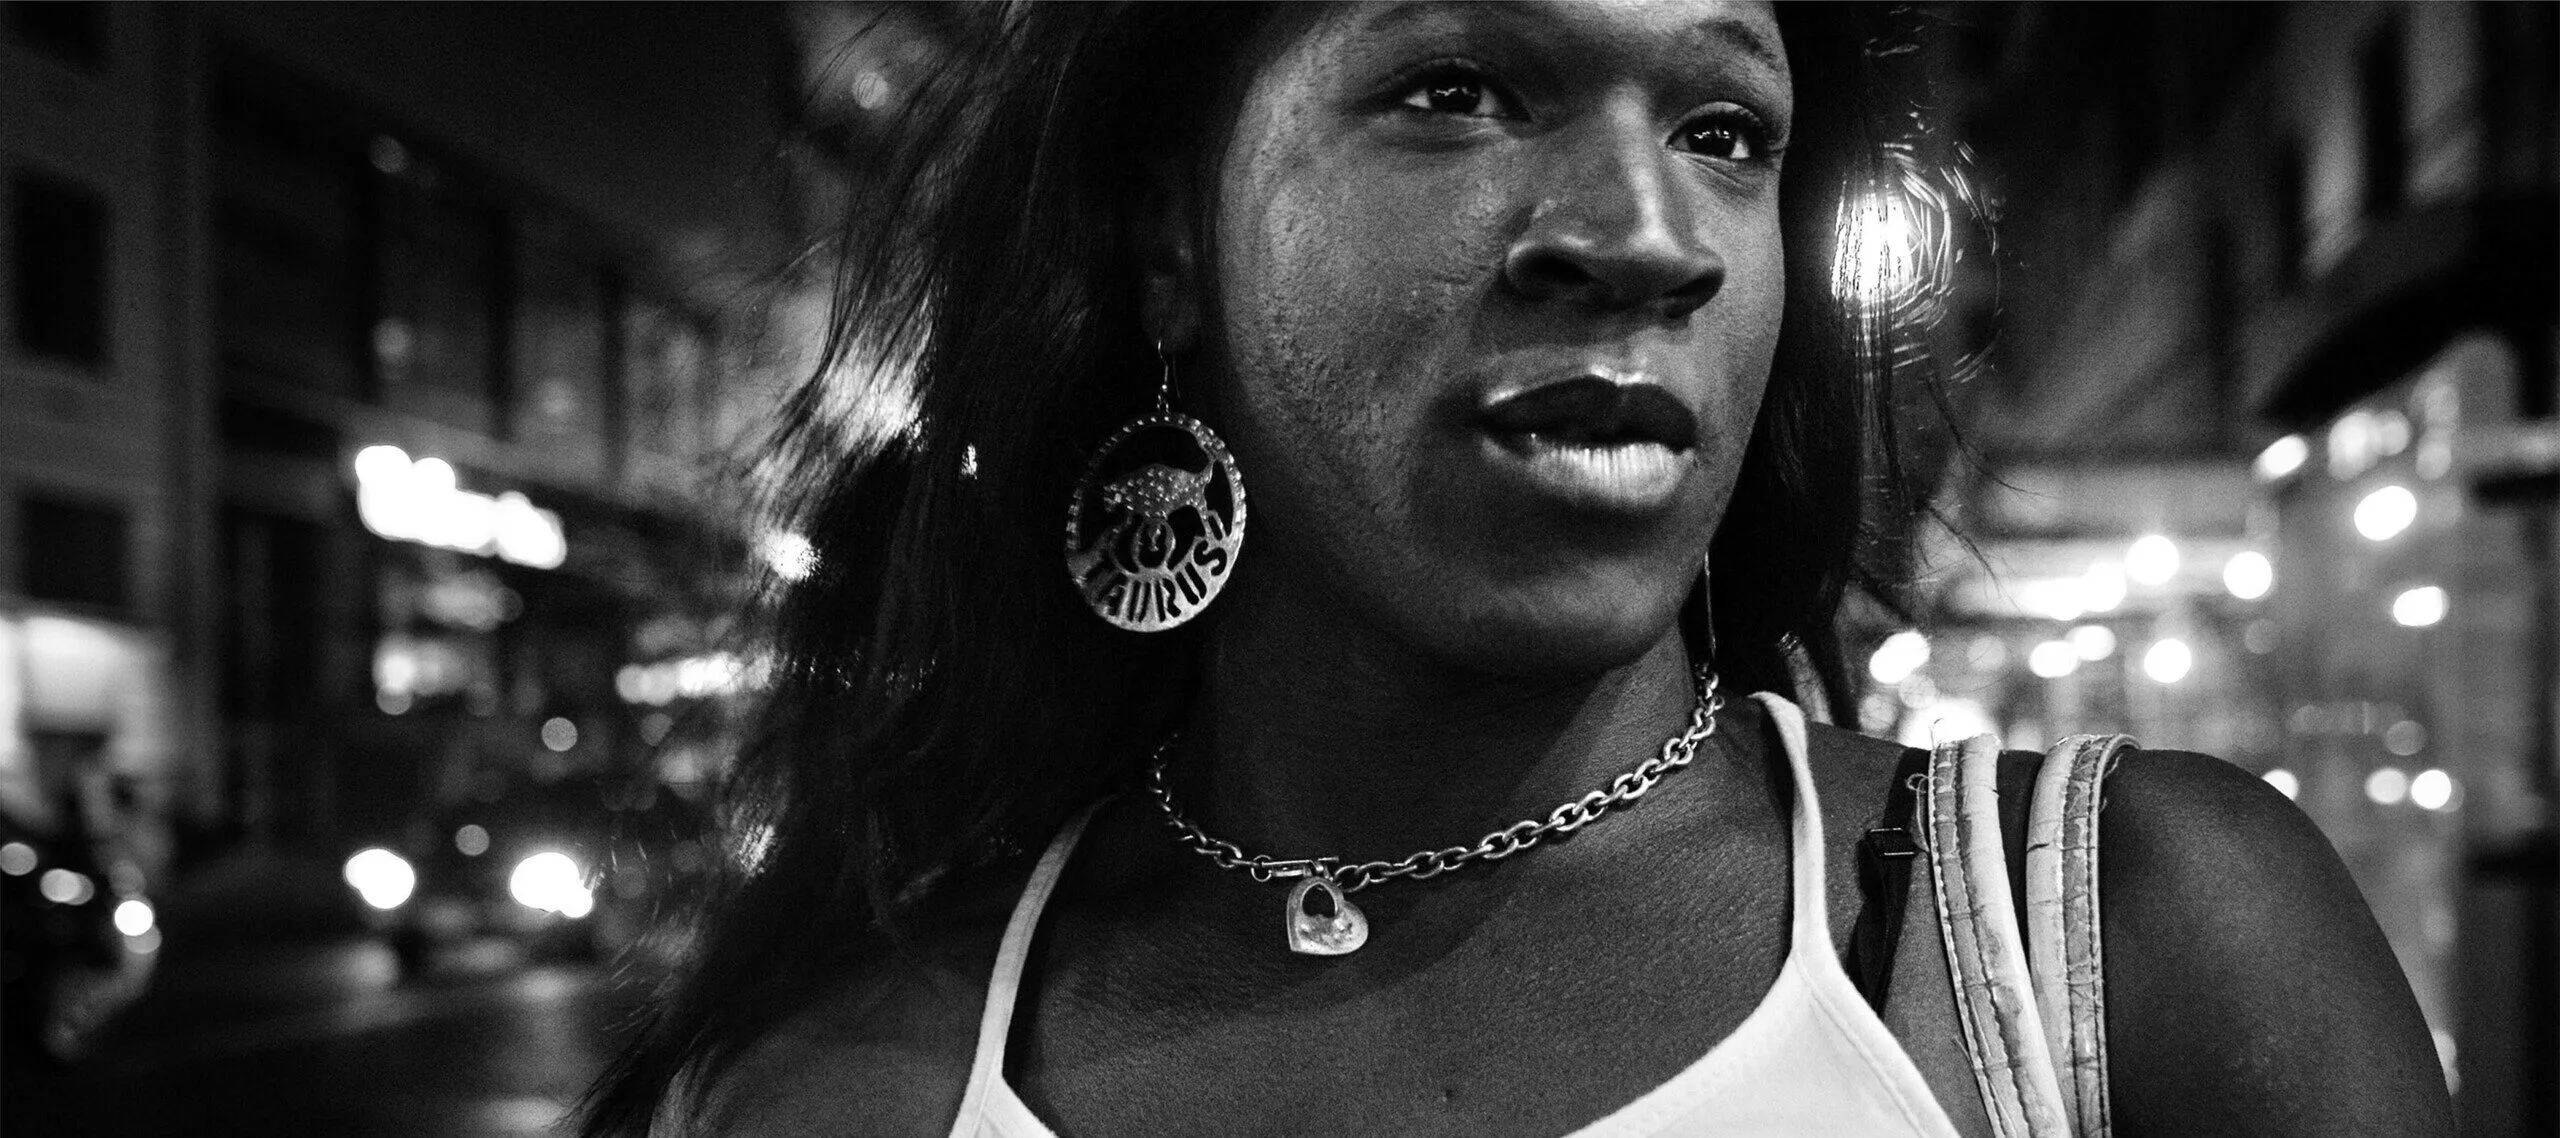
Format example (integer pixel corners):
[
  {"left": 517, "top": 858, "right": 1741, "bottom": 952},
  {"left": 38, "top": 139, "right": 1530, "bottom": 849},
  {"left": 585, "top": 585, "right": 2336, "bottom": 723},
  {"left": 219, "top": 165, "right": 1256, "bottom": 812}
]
[
  {"left": 1528, "top": 431, "right": 1633, "bottom": 448},
  {"left": 1526, "top": 439, "right": 1682, "bottom": 484},
  {"left": 1482, "top": 431, "right": 1690, "bottom": 510}
]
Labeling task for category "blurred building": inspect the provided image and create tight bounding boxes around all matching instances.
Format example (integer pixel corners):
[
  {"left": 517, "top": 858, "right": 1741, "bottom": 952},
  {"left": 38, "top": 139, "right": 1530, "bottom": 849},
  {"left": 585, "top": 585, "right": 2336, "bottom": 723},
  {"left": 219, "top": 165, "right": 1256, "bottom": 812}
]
[
  {"left": 1874, "top": 3, "right": 2555, "bottom": 1132},
  {"left": 0, "top": 3, "right": 810, "bottom": 890}
]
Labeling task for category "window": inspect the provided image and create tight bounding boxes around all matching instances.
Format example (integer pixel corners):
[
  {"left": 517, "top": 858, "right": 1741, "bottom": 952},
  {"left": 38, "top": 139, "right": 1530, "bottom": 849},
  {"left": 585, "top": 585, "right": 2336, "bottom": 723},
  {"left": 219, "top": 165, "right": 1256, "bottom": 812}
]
[
  {"left": 5, "top": 1, "right": 107, "bottom": 69},
  {"left": 509, "top": 211, "right": 609, "bottom": 465},
  {"left": 621, "top": 296, "right": 708, "bottom": 463},
  {"left": 373, "top": 147, "right": 502, "bottom": 406},
  {"left": 20, "top": 492, "right": 128, "bottom": 611},
  {"left": 9, "top": 170, "right": 110, "bottom": 369},
  {"left": 212, "top": 60, "right": 361, "bottom": 394}
]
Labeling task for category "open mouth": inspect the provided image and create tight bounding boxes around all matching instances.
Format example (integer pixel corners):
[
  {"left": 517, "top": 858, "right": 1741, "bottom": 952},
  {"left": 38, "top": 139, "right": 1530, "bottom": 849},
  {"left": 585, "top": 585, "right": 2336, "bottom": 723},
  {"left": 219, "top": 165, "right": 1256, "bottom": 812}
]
[
  {"left": 1472, "top": 376, "right": 1699, "bottom": 512},
  {"left": 1474, "top": 376, "right": 1700, "bottom": 451}
]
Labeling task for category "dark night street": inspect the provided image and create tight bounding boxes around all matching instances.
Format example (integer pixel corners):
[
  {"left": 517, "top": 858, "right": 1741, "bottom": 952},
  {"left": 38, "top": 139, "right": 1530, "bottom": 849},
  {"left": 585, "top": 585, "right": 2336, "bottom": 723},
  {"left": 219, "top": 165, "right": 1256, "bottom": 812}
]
[{"left": 7, "top": 861, "right": 663, "bottom": 1137}]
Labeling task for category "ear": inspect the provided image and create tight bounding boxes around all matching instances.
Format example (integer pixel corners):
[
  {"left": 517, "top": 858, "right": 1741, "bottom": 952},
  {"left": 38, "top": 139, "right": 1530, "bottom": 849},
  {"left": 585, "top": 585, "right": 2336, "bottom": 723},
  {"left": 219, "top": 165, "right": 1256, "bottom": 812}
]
[{"left": 1137, "top": 159, "right": 1207, "bottom": 353}]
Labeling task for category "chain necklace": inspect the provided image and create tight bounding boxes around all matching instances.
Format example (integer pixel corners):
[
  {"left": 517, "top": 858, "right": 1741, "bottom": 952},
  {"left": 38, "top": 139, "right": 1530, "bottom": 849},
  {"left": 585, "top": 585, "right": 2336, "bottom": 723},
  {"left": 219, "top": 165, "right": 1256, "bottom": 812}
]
[{"left": 1147, "top": 670, "right": 1724, "bottom": 956}]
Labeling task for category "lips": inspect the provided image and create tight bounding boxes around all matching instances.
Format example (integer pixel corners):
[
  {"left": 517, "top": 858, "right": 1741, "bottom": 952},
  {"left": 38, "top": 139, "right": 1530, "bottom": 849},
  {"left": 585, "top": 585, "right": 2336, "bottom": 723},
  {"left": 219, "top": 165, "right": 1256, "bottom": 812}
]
[
  {"left": 1470, "top": 375, "right": 1700, "bottom": 514},
  {"left": 1475, "top": 377, "right": 1700, "bottom": 451}
]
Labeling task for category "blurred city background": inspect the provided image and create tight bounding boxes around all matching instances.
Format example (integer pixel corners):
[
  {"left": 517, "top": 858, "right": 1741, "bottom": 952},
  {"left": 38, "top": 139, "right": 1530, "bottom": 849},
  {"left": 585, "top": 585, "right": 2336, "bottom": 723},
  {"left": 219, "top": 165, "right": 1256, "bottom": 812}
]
[{"left": 0, "top": 2, "right": 2550, "bottom": 1135}]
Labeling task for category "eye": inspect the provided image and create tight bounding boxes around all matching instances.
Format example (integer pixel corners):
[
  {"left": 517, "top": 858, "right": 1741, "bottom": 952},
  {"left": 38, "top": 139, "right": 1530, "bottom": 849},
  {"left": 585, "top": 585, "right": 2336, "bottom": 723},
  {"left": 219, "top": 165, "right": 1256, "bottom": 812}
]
[
  {"left": 1396, "top": 66, "right": 1520, "bottom": 119},
  {"left": 1673, "top": 106, "right": 1777, "bottom": 162}
]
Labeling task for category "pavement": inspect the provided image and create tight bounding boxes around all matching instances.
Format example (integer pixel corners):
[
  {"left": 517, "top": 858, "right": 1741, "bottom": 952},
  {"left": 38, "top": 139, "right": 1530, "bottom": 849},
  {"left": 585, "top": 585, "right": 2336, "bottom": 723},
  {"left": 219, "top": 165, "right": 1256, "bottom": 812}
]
[
  {"left": 7, "top": 844, "right": 663, "bottom": 1137},
  {"left": 146, "top": 845, "right": 371, "bottom": 948}
]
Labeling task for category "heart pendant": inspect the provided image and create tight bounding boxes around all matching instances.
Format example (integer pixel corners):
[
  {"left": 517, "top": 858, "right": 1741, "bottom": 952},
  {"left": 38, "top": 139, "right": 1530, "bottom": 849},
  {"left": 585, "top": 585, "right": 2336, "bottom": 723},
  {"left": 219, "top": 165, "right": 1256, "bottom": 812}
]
[{"left": 1284, "top": 876, "right": 1368, "bottom": 956}]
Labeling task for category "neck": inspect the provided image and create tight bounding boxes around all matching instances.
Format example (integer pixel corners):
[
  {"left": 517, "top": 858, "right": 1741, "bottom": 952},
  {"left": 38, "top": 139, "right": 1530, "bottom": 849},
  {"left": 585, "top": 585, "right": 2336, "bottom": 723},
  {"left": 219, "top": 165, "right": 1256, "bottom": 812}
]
[{"left": 1173, "top": 579, "right": 1713, "bottom": 868}]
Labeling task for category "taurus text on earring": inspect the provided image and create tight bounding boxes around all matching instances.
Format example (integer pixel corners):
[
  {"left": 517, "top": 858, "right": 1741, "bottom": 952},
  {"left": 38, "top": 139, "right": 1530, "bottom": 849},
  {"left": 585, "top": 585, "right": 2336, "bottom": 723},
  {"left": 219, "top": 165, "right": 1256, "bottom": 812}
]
[{"left": 1063, "top": 349, "right": 1247, "bottom": 631}]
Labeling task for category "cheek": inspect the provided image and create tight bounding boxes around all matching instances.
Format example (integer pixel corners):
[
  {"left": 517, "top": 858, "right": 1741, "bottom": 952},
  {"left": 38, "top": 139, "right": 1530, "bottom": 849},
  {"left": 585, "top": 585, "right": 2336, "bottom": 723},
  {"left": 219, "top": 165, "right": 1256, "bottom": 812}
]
[
  {"left": 1711, "top": 226, "right": 1785, "bottom": 445},
  {"left": 1212, "top": 125, "right": 1509, "bottom": 511}
]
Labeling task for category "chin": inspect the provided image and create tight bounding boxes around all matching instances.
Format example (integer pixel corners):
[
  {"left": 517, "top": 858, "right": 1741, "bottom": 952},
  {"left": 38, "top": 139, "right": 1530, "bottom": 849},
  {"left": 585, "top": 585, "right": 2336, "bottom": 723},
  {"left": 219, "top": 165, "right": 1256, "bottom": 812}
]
[{"left": 1433, "top": 572, "right": 1693, "bottom": 681}]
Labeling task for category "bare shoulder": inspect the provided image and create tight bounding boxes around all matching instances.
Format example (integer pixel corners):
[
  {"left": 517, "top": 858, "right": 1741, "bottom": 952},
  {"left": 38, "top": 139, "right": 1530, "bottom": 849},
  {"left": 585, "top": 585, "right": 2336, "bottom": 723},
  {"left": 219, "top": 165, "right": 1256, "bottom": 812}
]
[
  {"left": 2098, "top": 748, "right": 2453, "bottom": 1136},
  {"left": 686, "top": 908, "right": 1012, "bottom": 1138}
]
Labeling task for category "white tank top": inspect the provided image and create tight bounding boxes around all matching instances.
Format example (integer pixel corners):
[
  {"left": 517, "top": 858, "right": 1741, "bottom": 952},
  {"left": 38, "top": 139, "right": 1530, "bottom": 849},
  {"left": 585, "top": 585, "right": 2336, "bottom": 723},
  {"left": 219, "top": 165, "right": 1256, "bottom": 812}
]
[{"left": 947, "top": 693, "right": 1966, "bottom": 1137}]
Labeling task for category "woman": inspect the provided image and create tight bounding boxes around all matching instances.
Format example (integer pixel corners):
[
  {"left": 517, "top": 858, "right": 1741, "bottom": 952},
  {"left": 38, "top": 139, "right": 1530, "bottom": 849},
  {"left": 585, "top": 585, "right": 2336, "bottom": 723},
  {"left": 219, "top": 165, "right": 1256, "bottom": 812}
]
[{"left": 587, "top": 3, "right": 2452, "bottom": 1134}]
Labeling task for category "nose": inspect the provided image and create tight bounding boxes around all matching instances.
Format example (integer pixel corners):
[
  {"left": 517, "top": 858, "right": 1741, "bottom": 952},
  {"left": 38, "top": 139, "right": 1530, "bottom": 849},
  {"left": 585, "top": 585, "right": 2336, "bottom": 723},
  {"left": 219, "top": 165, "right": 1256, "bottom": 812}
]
[{"left": 1501, "top": 124, "right": 1726, "bottom": 320}]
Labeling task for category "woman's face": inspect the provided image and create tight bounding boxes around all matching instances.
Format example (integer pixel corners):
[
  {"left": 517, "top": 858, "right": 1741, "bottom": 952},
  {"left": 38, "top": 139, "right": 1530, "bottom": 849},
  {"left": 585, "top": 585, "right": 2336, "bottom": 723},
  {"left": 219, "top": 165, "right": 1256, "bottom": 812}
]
[{"left": 1191, "top": 0, "right": 1792, "bottom": 678}]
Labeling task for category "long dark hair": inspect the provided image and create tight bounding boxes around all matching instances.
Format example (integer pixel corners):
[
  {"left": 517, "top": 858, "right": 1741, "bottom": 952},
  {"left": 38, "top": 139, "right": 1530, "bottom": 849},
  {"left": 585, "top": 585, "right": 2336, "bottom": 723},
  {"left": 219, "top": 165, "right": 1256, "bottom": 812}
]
[{"left": 584, "top": 4, "right": 1933, "bottom": 1131}]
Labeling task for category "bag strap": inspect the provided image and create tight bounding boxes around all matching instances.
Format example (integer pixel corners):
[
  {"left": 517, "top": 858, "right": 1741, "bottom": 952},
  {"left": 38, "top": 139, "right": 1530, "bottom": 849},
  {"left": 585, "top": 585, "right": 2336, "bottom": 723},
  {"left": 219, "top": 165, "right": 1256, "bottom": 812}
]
[
  {"left": 1923, "top": 734, "right": 2070, "bottom": 1138},
  {"left": 2024, "top": 735, "right": 2132, "bottom": 1137},
  {"left": 1846, "top": 747, "right": 1932, "bottom": 1010}
]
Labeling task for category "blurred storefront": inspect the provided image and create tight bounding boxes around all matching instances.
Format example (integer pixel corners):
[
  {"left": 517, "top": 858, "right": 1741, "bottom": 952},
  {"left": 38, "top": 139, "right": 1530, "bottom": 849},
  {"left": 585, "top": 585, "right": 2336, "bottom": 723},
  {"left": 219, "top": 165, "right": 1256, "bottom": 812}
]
[
  {"left": 2253, "top": 330, "right": 2554, "bottom": 1124},
  {"left": 1890, "top": 3, "right": 2555, "bottom": 1132},
  {"left": 2, "top": 3, "right": 810, "bottom": 892}
]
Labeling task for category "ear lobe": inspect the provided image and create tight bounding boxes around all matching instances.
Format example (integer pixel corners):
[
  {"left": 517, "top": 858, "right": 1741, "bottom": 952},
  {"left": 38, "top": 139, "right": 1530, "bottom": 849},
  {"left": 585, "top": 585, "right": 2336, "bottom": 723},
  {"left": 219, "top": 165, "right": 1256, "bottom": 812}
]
[{"left": 1138, "top": 160, "right": 1206, "bottom": 352}]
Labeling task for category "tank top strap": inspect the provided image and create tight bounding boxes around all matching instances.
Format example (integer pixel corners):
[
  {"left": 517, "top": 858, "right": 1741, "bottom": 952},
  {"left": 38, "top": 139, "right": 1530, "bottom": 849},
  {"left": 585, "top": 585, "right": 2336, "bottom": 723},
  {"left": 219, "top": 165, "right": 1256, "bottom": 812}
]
[
  {"left": 1746, "top": 691, "right": 1834, "bottom": 956},
  {"left": 953, "top": 797, "right": 1111, "bottom": 1126}
]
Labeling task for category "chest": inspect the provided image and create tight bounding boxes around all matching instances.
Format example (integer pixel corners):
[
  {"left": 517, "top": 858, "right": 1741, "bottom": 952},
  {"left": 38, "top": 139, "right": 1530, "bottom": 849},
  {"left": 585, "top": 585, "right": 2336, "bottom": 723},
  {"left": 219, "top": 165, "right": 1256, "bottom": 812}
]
[{"left": 1010, "top": 824, "right": 1800, "bottom": 1137}]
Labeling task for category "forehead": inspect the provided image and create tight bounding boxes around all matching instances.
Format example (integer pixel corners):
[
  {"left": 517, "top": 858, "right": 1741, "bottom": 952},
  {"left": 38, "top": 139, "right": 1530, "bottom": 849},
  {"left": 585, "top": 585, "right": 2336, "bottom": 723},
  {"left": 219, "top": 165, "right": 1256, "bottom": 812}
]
[{"left": 1297, "top": 0, "right": 1789, "bottom": 84}]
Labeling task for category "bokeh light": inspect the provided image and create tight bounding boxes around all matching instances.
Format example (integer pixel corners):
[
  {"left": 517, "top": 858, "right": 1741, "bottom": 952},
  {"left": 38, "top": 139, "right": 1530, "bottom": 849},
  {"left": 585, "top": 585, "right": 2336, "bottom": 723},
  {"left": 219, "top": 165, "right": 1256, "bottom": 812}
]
[
  {"left": 508, "top": 852, "right": 593, "bottom": 918},
  {"left": 114, "top": 899, "right": 156, "bottom": 937},
  {"left": 1868, "top": 630, "right": 1931, "bottom": 685},
  {"left": 2028, "top": 640, "right": 2080, "bottom": 679},
  {"left": 2409, "top": 769, "right": 2456, "bottom": 812},
  {"left": 541, "top": 716, "right": 580, "bottom": 752},
  {"left": 2125, "top": 534, "right": 2180, "bottom": 586},
  {"left": 2252, "top": 434, "right": 2308, "bottom": 480},
  {"left": 39, "top": 868, "right": 95, "bottom": 906},
  {"left": 2365, "top": 767, "right": 2410, "bottom": 806},
  {"left": 2222, "top": 551, "right": 2273, "bottom": 600},
  {"left": 2383, "top": 720, "right": 2427, "bottom": 757},
  {"left": 2392, "top": 586, "right": 2447, "bottom": 627},
  {"left": 2141, "top": 638, "right": 2193, "bottom": 684},
  {"left": 2078, "top": 562, "right": 2127, "bottom": 614},
  {"left": 2354, "top": 485, "right": 2418, "bottom": 541},
  {"left": 343, "top": 848, "right": 416, "bottom": 910},
  {"left": 2067, "top": 624, "right": 2116, "bottom": 661}
]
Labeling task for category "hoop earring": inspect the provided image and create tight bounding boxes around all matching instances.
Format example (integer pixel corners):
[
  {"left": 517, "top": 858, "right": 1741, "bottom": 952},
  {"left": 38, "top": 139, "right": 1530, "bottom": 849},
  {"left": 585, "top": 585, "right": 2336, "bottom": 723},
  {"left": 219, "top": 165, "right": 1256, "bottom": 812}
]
[{"left": 1063, "top": 347, "right": 1247, "bottom": 631}]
